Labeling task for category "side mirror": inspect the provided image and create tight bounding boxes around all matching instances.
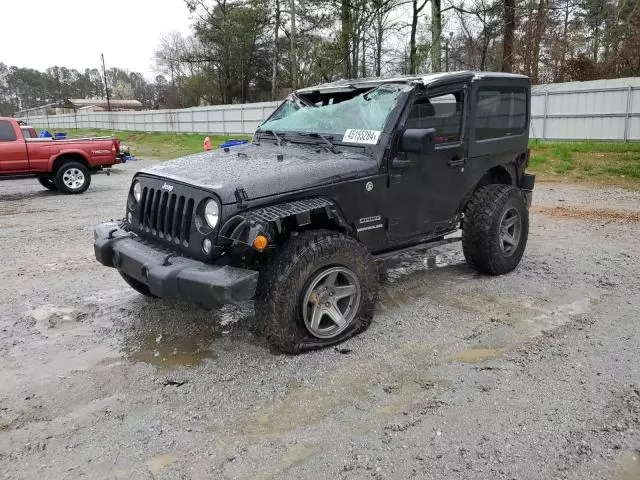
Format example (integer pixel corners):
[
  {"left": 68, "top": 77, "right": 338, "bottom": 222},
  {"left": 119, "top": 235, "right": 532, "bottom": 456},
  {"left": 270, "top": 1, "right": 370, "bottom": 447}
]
[{"left": 400, "top": 128, "right": 436, "bottom": 154}]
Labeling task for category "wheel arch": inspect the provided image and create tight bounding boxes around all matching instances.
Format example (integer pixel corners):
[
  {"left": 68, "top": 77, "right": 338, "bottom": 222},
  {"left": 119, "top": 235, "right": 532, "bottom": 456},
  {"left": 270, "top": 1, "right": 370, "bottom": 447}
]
[
  {"left": 460, "top": 164, "right": 516, "bottom": 213},
  {"left": 50, "top": 151, "right": 90, "bottom": 174},
  {"left": 477, "top": 164, "right": 515, "bottom": 187}
]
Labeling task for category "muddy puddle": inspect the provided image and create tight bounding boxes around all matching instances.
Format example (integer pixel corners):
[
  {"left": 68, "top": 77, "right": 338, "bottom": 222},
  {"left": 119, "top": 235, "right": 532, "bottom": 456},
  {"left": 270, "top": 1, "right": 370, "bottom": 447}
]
[
  {"left": 454, "top": 347, "right": 503, "bottom": 363},
  {"left": 123, "top": 324, "right": 218, "bottom": 367},
  {"left": 119, "top": 302, "right": 254, "bottom": 368}
]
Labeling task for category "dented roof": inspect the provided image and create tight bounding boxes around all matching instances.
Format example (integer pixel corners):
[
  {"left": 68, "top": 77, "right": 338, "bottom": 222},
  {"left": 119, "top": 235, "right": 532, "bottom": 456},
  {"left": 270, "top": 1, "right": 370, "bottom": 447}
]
[{"left": 295, "top": 71, "right": 529, "bottom": 94}]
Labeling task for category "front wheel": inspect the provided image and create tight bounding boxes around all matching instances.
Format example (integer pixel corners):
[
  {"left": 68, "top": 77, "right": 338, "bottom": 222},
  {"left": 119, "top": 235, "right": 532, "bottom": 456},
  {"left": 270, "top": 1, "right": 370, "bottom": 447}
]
[
  {"left": 55, "top": 162, "right": 91, "bottom": 194},
  {"left": 255, "top": 230, "right": 379, "bottom": 354},
  {"left": 38, "top": 176, "right": 57, "bottom": 191},
  {"left": 462, "top": 184, "right": 529, "bottom": 275}
]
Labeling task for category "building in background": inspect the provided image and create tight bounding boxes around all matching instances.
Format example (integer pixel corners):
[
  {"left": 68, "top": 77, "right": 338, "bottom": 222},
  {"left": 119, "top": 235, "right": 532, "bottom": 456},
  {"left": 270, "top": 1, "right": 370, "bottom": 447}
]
[{"left": 15, "top": 99, "right": 143, "bottom": 119}]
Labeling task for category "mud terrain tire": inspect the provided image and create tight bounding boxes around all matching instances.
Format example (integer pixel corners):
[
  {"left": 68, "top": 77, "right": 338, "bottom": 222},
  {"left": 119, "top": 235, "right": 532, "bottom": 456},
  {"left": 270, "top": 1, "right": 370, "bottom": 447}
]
[
  {"left": 462, "top": 184, "right": 529, "bottom": 275},
  {"left": 255, "top": 230, "right": 379, "bottom": 354}
]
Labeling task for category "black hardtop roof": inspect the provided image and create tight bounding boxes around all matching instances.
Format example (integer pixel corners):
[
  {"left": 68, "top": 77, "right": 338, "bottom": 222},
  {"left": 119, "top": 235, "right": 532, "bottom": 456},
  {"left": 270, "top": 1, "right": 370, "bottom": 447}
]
[{"left": 295, "top": 71, "right": 530, "bottom": 94}]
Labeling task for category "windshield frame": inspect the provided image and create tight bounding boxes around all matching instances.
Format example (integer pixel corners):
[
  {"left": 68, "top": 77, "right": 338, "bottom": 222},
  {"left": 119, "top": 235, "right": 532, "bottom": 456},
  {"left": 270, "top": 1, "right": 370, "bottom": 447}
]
[{"left": 255, "top": 83, "right": 414, "bottom": 150}]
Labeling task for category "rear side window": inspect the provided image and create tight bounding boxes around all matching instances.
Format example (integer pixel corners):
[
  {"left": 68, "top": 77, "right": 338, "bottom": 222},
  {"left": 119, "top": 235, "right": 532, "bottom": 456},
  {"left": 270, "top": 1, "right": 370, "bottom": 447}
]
[
  {"left": 475, "top": 87, "right": 527, "bottom": 140},
  {"left": 406, "top": 91, "right": 464, "bottom": 144},
  {"left": 21, "top": 127, "right": 35, "bottom": 138},
  {"left": 0, "top": 120, "right": 17, "bottom": 142}
]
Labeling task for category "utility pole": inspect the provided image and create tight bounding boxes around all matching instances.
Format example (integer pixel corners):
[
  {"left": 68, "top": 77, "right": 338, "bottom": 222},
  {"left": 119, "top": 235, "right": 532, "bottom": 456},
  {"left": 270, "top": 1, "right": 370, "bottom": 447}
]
[{"left": 101, "top": 53, "right": 111, "bottom": 112}]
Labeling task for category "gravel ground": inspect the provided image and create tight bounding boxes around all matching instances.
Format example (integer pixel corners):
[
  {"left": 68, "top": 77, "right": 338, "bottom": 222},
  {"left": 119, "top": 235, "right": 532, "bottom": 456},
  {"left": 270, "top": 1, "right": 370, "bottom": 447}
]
[{"left": 0, "top": 162, "right": 639, "bottom": 480}]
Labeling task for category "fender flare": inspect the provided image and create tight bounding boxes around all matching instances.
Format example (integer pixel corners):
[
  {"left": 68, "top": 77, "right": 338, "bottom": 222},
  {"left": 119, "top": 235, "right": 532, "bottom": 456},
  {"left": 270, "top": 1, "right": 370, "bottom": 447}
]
[
  {"left": 219, "top": 197, "right": 351, "bottom": 249},
  {"left": 458, "top": 163, "right": 517, "bottom": 214}
]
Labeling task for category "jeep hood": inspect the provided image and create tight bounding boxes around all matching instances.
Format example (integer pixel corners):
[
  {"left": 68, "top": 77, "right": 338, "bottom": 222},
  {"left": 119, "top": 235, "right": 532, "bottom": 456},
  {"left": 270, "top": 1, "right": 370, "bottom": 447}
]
[{"left": 139, "top": 143, "right": 378, "bottom": 204}]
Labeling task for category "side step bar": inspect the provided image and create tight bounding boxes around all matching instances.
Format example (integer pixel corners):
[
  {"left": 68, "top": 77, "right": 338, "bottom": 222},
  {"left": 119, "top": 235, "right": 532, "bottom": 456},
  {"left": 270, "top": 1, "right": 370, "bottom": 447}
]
[{"left": 373, "top": 237, "right": 461, "bottom": 262}]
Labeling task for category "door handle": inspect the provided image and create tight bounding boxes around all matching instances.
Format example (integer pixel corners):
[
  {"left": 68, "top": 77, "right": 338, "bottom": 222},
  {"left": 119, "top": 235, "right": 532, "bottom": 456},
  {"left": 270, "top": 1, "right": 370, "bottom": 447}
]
[{"left": 447, "top": 156, "right": 466, "bottom": 168}]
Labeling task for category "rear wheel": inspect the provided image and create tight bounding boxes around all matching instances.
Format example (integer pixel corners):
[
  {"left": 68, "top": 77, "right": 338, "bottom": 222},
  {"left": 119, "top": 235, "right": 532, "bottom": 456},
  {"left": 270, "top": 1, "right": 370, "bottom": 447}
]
[
  {"left": 55, "top": 162, "right": 91, "bottom": 194},
  {"left": 462, "top": 184, "right": 529, "bottom": 275},
  {"left": 255, "top": 230, "right": 379, "bottom": 354},
  {"left": 119, "top": 271, "right": 157, "bottom": 298},
  {"left": 38, "top": 176, "right": 57, "bottom": 191}
]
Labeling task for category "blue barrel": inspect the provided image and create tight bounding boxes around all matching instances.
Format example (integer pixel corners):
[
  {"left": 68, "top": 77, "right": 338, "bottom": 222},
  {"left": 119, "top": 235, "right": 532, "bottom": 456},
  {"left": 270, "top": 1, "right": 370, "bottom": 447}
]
[
  {"left": 39, "top": 130, "right": 52, "bottom": 138},
  {"left": 54, "top": 132, "right": 67, "bottom": 139},
  {"left": 220, "top": 139, "right": 248, "bottom": 148}
]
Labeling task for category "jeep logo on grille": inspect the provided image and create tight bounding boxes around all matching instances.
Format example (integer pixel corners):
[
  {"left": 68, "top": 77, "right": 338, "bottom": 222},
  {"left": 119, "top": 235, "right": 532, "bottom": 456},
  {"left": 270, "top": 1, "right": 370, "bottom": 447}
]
[{"left": 161, "top": 183, "right": 174, "bottom": 192}]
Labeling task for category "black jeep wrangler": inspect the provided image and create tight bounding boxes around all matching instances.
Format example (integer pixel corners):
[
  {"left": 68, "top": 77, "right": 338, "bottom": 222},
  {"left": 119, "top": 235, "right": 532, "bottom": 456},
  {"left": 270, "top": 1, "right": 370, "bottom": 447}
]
[{"left": 94, "top": 71, "right": 535, "bottom": 354}]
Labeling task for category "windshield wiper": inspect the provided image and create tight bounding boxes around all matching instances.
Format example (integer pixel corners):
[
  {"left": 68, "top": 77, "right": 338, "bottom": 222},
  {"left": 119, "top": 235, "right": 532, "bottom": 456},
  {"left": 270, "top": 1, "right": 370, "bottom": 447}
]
[
  {"left": 299, "top": 132, "right": 339, "bottom": 154},
  {"left": 258, "top": 129, "right": 284, "bottom": 146}
]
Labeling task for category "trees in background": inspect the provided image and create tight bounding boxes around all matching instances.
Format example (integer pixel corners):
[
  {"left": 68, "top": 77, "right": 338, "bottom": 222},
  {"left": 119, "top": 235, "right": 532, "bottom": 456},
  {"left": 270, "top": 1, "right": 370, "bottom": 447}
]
[
  {"left": 3, "top": 0, "right": 640, "bottom": 115},
  {"left": 0, "top": 63, "right": 172, "bottom": 115},
  {"left": 173, "top": 0, "right": 640, "bottom": 102}
]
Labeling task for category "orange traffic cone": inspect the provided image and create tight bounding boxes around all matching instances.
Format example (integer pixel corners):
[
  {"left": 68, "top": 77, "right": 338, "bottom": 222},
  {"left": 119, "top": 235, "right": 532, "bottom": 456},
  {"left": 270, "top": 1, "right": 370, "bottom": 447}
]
[{"left": 203, "top": 136, "right": 212, "bottom": 151}]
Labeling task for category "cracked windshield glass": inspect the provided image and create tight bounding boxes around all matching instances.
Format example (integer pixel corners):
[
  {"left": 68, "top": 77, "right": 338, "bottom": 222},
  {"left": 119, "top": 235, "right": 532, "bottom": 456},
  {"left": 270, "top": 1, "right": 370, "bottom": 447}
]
[{"left": 258, "top": 84, "right": 411, "bottom": 140}]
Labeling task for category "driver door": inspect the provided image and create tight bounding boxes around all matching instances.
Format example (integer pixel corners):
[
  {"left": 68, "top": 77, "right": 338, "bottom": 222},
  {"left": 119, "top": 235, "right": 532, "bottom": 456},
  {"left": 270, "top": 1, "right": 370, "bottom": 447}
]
[{"left": 386, "top": 85, "right": 470, "bottom": 242}]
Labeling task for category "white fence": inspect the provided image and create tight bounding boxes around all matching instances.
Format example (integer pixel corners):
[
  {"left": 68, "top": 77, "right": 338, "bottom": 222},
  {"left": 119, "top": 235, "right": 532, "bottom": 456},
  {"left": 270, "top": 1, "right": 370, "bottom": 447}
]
[
  {"left": 21, "top": 101, "right": 281, "bottom": 136},
  {"left": 530, "top": 78, "right": 640, "bottom": 141},
  {"left": 19, "top": 77, "right": 640, "bottom": 141}
]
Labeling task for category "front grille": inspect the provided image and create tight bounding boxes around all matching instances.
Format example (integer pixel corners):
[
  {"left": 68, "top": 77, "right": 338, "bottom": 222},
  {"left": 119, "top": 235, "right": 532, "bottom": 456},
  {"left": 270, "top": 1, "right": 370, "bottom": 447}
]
[{"left": 138, "top": 187, "right": 195, "bottom": 246}]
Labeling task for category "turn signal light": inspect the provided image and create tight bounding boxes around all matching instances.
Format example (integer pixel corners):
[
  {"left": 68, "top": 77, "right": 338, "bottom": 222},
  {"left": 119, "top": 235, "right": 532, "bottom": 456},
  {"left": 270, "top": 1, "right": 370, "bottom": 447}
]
[{"left": 252, "top": 235, "right": 268, "bottom": 251}]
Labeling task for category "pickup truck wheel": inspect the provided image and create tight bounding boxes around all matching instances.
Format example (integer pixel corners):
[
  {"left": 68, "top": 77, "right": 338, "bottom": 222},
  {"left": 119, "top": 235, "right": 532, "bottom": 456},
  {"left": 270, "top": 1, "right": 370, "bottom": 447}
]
[
  {"left": 118, "top": 271, "right": 157, "bottom": 298},
  {"left": 462, "top": 184, "right": 529, "bottom": 275},
  {"left": 37, "top": 176, "right": 57, "bottom": 191},
  {"left": 255, "top": 230, "right": 379, "bottom": 354},
  {"left": 55, "top": 162, "right": 91, "bottom": 194}
]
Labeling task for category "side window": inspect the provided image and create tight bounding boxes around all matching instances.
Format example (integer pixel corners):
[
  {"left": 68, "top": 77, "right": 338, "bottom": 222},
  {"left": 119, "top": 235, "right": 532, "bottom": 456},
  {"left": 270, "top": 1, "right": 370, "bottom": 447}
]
[
  {"left": 21, "top": 127, "right": 35, "bottom": 139},
  {"left": 406, "top": 91, "right": 463, "bottom": 145},
  {"left": 0, "top": 120, "right": 17, "bottom": 142},
  {"left": 475, "top": 87, "right": 527, "bottom": 141}
]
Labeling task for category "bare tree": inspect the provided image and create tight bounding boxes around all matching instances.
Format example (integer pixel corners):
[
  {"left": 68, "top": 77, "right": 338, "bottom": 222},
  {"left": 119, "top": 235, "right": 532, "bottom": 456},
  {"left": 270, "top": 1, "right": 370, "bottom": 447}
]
[{"left": 154, "top": 31, "right": 189, "bottom": 86}]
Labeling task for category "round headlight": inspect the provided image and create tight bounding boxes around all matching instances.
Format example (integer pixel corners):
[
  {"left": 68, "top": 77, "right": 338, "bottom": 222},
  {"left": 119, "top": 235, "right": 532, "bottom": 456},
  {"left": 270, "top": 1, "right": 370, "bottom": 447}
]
[
  {"left": 204, "top": 200, "right": 219, "bottom": 228},
  {"left": 132, "top": 181, "right": 142, "bottom": 202}
]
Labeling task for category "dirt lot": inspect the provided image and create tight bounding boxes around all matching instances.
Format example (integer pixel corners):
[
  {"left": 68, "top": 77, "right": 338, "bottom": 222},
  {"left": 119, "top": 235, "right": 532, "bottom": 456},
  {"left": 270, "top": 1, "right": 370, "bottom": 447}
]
[{"left": 1, "top": 161, "right": 639, "bottom": 480}]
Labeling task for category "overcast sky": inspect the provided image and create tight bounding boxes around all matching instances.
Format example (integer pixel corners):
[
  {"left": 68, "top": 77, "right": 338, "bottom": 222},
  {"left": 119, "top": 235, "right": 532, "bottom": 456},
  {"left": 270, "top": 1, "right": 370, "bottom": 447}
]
[{"left": 1, "top": 0, "right": 193, "bottom": 79}]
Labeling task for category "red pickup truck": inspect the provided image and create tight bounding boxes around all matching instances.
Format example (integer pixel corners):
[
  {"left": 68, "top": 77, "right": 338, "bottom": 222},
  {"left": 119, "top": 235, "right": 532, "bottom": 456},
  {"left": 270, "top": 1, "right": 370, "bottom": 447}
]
[{"left": 0, "top": 117, "right": 122, "bottom": 194}]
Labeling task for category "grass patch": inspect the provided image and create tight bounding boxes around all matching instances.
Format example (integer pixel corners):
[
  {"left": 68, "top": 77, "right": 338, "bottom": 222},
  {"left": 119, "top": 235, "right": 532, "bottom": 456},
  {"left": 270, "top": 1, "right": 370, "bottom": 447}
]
[
  {"left": 41, "top": 128, "right": 251, "bottom": 160},
  {"left": 601, "top": 164, "right": 640, "bottom": 179},
  {"left": 528, "top": 141, "right": 640, "bottom": 187}
]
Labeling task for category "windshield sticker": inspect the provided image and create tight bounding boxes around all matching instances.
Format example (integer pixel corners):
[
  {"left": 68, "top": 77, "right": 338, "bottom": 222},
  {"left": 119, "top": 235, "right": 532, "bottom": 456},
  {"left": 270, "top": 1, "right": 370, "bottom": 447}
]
[{"left": 342, "top": 129, "right": 381, "bottom": 145}]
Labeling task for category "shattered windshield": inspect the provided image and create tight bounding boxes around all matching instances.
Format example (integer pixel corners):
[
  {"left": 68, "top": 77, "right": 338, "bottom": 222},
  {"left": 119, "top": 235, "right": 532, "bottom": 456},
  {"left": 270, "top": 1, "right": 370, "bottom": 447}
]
[{"left": 258, "top": 84, "right": 411, "bottom": 142}]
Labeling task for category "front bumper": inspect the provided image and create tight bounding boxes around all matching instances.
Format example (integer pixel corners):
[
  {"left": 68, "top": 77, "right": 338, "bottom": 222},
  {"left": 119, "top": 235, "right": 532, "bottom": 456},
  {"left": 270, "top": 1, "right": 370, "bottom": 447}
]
[{"left": 94, "top": 222, "right": 258, "bottom": 307}]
